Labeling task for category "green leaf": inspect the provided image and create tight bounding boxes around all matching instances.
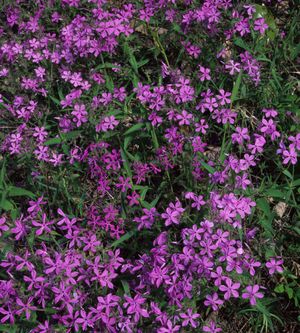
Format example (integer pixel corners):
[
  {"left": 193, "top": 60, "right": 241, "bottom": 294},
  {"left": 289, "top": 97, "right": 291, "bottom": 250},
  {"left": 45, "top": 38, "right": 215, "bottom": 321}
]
[
  {"left": 234, "top": 38, "right": 251, "bottom": 52},
  {"left": 124, "top": 123, "right": 145, "bottom": 136},
  {"left": 274, "top": 284, "right": 284, "bottom": 293},
  {"left": 0, "top": 325, "right": 18, "bottom": 333},
  {"left": 94, "top": 63, "right": 121, "bottom": 71},
  {"left": 291, "top": 179, "right": 300, "bottom": 188},
  {"left": 123, "top": 42, "right": 138, "bottom": 73},
  {"left": 283, "top": 169, "right": 293, "bottom": 179},
  {"left": 49, "top": 95, "right": 60, "bottom": 105},
  {"left": 0, "top": 199, "right": 14, "bottom": 211},
  {"left": 256, "top": 198, "right": 271, "bottom": 217},
  {"left": 120, "top": 148, "right": 132, "bottom": 178},
  {"left": 62, "top": 130, "right": 81, "bottom": 140},
  {"left": 286, "top": 287, "right": 294, "bottom": 299},
  {"left": 264, "top": 188, "right": 286, "bottom": 199},
  {"left": 0, "top": 157, "right": 6, "bottom": 188},
  {"left": 121, "top": 280, "right": 131, "bottom": 296},
  {"left": 256, "top": 198, "right": 274, "bottom": 236},
  {"left": 201, "top": 160, "right": 215, "bottom": 174},
  {"left": 137, "top": 59, "right": 149, "bottom": 68},
  {"left": 105, "top": 74, "right": 114, "bottom": 92},
  {"left": 111, "top": 230, "right": 136, "bottom": 247},
  {"left": 139, "top": 186, "right": 149, "bottom": 201},
  {"left": 44, "top": 137, "right": 62, "bottom": 146},
  {"left": 150, "top": 127, "right": 159, "bottom": 149},
  {"left": 231, "top": 70, "right": 243, "bottom": 104},
  {"left": 8, "top": 186, "right": 36, "bottom": 199}
]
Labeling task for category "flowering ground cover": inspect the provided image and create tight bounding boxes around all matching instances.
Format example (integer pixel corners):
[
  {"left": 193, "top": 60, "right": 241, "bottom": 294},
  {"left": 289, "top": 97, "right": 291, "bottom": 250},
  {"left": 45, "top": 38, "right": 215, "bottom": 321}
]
[{"left": 0, "top": 0, "right": 300, "bottom": 332}]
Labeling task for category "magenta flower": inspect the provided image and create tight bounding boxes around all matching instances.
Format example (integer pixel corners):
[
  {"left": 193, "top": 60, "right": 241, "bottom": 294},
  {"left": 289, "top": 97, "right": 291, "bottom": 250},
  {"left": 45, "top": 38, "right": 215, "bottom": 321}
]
[
  {"left": 158, "top": 320, "right": 181, "bottom": 333},
  {"left": 83, "top": 234, "right": 101, "bottom": 253},
  {"left": 282, "top": 147, "right": 297, "bottom": 165},
  {"left": 27, "top": 197, "right": 47, "bottom": 214},
  {"left": 123, "top": 294, "right": 149, "bottom": 322},
  {"left": 161, "top": 200, "right": 185, "bottom": 226},
  {"left": 32, "top": 213, "right": 53, "bottom": 236},
  {"left": 242, "top": 285, "right": 264, "bottom": 305},
  {"left": 0, "top": 306, "right": 15, "bottom": 324},
  {"left": 180, "top": 308, "right": 200, "bottom": 328},
  {"left": 266, "top": 258, "right": 284, "bottom": 275},
  {"left": 219, "top": 278, "right": 240, "bottom": 300},
  {"left": 225, "top": 60, "right": 241, "bottom": 75},
  {"left": 16, "top": 297, "right": 37, "bottom": 320},
  {"left": 127, "top": 191, "right": 140, "bottom": 206},
  {"left": 0, "top": 217, "right": 9, "bottom": 236},
  {"left": 75, "top": 310, "right": 94, "bottom": 331},
  {"left": 96, "top": 115, "right": 119, "bottom": 132},
  {"left": 71, "top": 103, "right": 88, "bottom": 127},
  {"left": 204, "top": 293, "right": 224, "bottom": 311},
  {"left": 254, "top": 18, "right": 268, "bottom": 34},
  {"left": 203, "top": 321, "right": 222, "bottom": 333},
  {"left": 198, "top": 66, "right": 211, "bottom": 81},
  {"left": 176, "top": 110, "right": 193, "bottom": 126},
  {"left": 216, "top": 89, "right": 231, "bottom": 105}
]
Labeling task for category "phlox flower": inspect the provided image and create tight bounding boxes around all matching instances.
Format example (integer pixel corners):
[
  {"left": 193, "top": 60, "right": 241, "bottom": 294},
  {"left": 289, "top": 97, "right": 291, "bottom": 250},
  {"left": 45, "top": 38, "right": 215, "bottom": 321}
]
[
  {"left": 203, "top": 321, "right": 222, "bottom": 333},
  {"left": 242, "top": 285, "right": 264, "bottom": 305},
  {"left": 254, "top": 18, "right": 268, "bottom": 34},
  {"left": 266, "top": 258, "right": 284, "bottom": 275},
  {"left": 161, "top": 200, "right": 185, "bottom": 226},
  {"left": 96, "top": 116, "right": 119, "bottom": 132},
  {"left": 282, "top": 147, "right": 297, "bottom": 165},
  {"left": 0, "top": 217, "right": 9, "bottom": 236},
  {"left": 198, "top": 66, "right": 211, "bottom": 81},
  {"left": 180, "top": 308, "right": 200, "bottom": 328}
]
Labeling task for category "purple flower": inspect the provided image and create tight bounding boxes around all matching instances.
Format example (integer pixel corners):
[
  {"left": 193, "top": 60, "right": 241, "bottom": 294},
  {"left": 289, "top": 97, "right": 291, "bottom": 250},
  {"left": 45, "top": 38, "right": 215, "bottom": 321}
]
[
  {"left": 32, "top": 213, "right": 53, "bottom": 236},
  {"left": 0, "top": 217, "right": 9, "bottom": 236},
  {"left": 198, "top": 66, "right": 211, "bottom": 81},
  {"left": 203, "top": 321, "right": 222, "bottom": 333},
  {"left": 161, "top": 200, "right": 185, "bottom": 227},
  {"left": 282, "top": 147, "right": 297, "bottom": 165},
  {"left": 158, "top": 320, "right": 181, "bottom": 333},
  {"left": 254, "top": 18, "right": 268, "bottom": 34},
  {"left": 16, "top": 297, "right": 37, "bottom": 320},
  {"left": 204, "top": 293, "right": 223, "bottom": 311},
  {"left": 219, "top": 278, "right": 240, "bottom": 300},
  {"left": 96, "top": 115, "right": 119, "bottom": 132},
  {"left": 0, "top": 306, "right": 15, "bottom": 324},
  {"left": 242, "top": 285, "right": 264, "bottom": 305},
  {"left": 123, "top": 294, "right": 149, "bottom": 322},
  {"left": 71, "top": 103, "right": 88, "bottom": 127},
  {"left": 266, "top": 258, "right": 284, "bottom": 275},
  {"left": 180, "top": 308, "right": 200, "bottom": 328}
]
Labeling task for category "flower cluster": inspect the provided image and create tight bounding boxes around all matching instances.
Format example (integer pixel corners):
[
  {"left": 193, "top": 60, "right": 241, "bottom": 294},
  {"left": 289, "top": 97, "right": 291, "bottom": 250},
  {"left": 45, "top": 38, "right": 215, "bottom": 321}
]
[{"left": 0, "top": 0, "right": 295, "bottom": 332}]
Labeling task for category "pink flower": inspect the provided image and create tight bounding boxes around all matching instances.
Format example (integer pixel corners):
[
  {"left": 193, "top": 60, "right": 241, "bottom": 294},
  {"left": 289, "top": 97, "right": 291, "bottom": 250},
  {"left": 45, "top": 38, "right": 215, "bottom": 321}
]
[
  {"left": 219, "top": 278, "right": 240, "bottom": 300},
  {"left": 161, "top": 200, "right": 185, "bottom": 226},
  {"left": 176, "top": 110, "right": 193, "bottom": 126},
  {"left": 198, "top": 66, "right": 211, "bottom": 81},
  {"left": 204, "top": 293, "right": 223, "bottom": 311},
  {"left": 123, "top": 294, "right": 149, "bottom": 323},
  {"left": 96, "top": 115, "right": 119, "bottom": 132},
  {"left": 282, "top": 147, "right": 297, "bottom": 165},
  {"left": 180, "top": 308, "right": 200, "bottom": 328},
  {"left": 203, "top": 321, "right": 222, "bottom": 333},
  {"left": 242, "top": 285, "right": 264, "bottom": 305},
  {"left": 254, "top": 18, "right": 268, "bottom": 34},
  {"left": 225, "top": 60, "right": 241, "bottom": 75},
  {"left": 266, "top": 258, "right": 284, "bottom": 275},
  {"left": 0, "top": 217, "right": 9, "bottom": 237},
  {"left": 71, "top": 103, "right": 88, "bottom": 127},
  {"left": 32, "top": 213, "right": 53, "bottom": 236}
]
